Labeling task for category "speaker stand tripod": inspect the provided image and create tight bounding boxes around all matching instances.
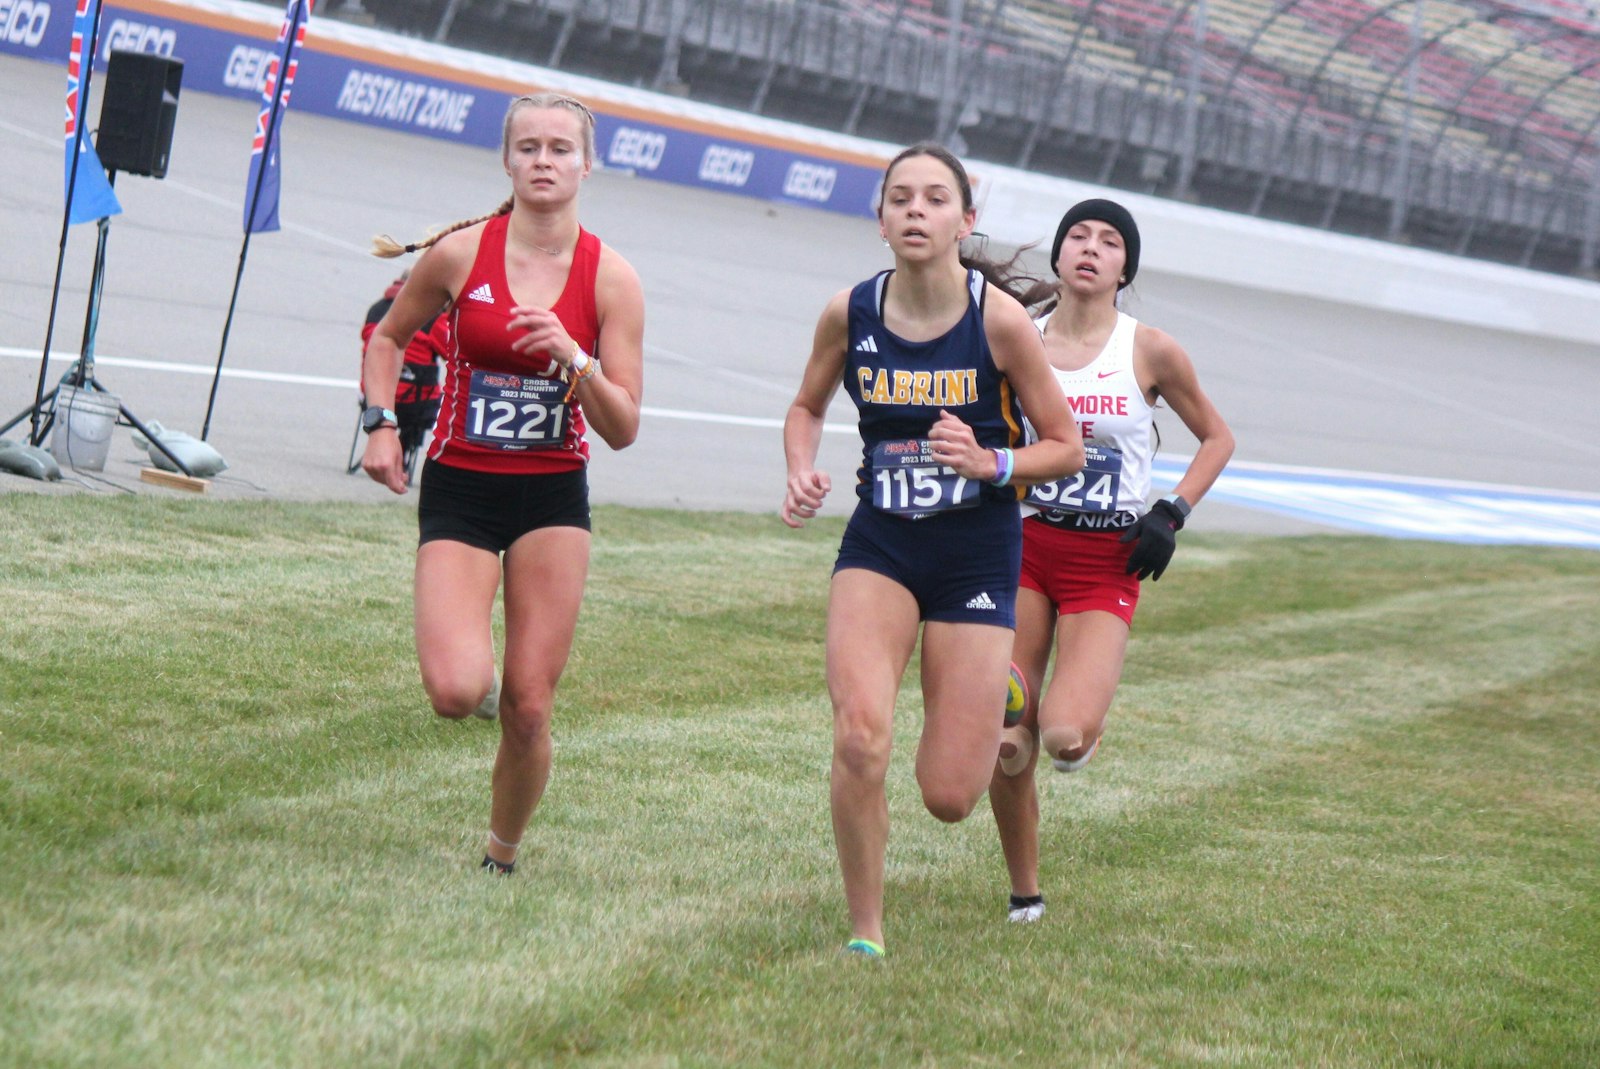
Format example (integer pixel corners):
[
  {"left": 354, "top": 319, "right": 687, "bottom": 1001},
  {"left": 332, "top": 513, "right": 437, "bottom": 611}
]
[{"left": 1, "top": 170, "right": 195, "bottom": 477}]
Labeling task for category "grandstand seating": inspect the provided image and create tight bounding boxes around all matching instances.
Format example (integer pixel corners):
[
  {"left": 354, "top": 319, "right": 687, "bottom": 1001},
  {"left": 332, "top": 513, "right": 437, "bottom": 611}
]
[
  {"left": 938, "top": 0, "right": 1595, "bottom": 267},
  {"left": 888, "top": 0, "right": 1598, "bottom": 174},
  {"left": 367, "top": 0, "right": 1598, "bottom": 273}
]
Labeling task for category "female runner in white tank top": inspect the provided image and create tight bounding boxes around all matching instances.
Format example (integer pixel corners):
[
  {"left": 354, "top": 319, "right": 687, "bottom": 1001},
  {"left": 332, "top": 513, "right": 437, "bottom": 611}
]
[{"left": 988, "top": 199, "right": 1234, "bottom": 924}]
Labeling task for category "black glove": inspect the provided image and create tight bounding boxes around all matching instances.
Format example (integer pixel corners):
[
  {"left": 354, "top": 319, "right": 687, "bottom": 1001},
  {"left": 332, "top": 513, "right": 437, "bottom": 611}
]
[{"left": 1120, "top": 498, "right": 1186, "bottom": 581}]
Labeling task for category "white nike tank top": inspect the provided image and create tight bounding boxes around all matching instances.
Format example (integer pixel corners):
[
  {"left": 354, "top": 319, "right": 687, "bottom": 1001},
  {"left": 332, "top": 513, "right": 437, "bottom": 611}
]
[{"left": 1033, "top": 310, "right": 1155, "bottom": 515}]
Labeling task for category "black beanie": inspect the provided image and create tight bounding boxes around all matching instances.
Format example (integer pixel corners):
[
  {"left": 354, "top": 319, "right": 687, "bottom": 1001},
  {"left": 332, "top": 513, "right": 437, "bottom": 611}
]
[{"left": 1050, "top": 198, "right": 1140, "bottom": 289}]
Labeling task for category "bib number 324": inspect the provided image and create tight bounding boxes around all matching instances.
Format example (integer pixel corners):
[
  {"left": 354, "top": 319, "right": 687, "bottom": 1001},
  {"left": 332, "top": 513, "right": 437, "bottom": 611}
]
[
  {"left": 465, "top": 370, "right": 567, "bottom": 450},
  {"left": 870, "top": 439, "right": 980, "bottom": 517},
  {"left": 1025, "top": 442, "right": 1123, "bottom": 514}
]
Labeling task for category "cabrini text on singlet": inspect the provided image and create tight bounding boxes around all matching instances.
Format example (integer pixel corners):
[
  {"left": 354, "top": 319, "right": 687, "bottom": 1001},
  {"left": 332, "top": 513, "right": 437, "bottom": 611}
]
[{"left": 857, "top": 367, "right": 978, "bottom": 407}]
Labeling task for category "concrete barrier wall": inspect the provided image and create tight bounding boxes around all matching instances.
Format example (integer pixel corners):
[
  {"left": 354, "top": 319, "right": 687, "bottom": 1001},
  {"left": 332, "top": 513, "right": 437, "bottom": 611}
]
[
  {"left": 7, "top": 0, "right": 1598, "bottom": 346},
  {"left": 975, "top": 169, "right": 1600, "bottom": 346}
]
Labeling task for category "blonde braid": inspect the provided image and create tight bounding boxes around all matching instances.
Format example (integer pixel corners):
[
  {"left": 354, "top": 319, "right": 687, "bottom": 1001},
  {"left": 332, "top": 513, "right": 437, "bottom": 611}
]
[{"left": 371, "top": 197, "right": 514, "bottom": 259}]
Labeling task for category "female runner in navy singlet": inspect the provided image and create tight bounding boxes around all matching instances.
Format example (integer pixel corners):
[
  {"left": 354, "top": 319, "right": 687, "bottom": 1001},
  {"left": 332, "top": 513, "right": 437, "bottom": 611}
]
[
  {"left": 988, "top": 199, "right": 1233, "bottom": 924},
  {"left": 782, "top": 143, "right": 1084, "bottom": 958},
  {"left": 360, "top": 93, "right": 645, "bottom": 876}
]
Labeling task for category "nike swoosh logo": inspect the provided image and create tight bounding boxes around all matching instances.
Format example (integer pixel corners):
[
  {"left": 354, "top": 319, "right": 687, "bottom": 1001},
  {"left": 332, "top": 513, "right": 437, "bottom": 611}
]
[
  {"left": 1098, "top": 370, "right": 1119, "bottom": 379},
  {"left": 1118, "top": 599, "right": 1132, "bottom": 606}
]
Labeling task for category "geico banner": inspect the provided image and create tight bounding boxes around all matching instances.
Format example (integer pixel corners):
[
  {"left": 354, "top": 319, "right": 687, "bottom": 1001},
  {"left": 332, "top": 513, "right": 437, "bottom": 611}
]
[
  {"left": 0, "top": 0, "right": 284, "bottom": 90},
  {"left": 2, "top": 0, "right": 882, "bottom": 217},
  {"left": 1, "top": 0, "right": 61, "bottom": 54},
  {"left": 1, "top": 0, "right": 189, "bottom": 60},
  {"left": 597, "top": 118, "right": 878, "bottom": 215}
]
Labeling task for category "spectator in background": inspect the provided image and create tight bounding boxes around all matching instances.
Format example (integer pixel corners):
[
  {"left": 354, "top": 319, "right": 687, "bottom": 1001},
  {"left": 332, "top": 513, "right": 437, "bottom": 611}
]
[{"left": 360, "top": 268, "right": 447, "bottom": 478}]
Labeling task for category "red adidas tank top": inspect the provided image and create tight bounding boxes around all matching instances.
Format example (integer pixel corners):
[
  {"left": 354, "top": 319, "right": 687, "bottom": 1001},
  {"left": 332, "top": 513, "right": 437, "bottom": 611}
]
[{"left": 429, "top": 214, "right": 601, "bottom": 473}]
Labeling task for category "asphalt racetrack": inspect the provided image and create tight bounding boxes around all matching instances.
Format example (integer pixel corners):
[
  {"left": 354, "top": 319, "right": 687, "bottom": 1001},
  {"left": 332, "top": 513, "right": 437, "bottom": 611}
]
[{"left": 4, "top": 55, "right": 1597, "bottom": 539}]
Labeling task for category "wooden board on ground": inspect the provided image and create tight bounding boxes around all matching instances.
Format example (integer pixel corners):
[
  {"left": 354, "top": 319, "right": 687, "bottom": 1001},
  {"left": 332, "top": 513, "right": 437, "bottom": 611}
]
[{"left": 140, "top": 467, "right": 210, "bottom": 494}]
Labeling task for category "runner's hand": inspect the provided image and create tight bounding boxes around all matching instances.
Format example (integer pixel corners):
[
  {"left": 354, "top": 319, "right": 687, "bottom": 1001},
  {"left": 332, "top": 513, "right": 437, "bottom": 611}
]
[
  {"left": 927, "top": 409, "right": 989, "bottom": 479},
  {"left": 783, "top": 469, "right": 831, "bottom": 528},
  {"left": 361, "top": 430, "right": 408, "bottom": 495},
  {"left": 507, "top": 305, "right": 573, "bottom": 370},
  {"left": 1120, "top": 499, "right": 1185, "bottom": 581}
]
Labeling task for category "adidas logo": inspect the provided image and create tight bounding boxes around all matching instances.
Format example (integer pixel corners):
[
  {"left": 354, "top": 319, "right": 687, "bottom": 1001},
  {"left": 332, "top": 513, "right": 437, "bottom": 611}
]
[
  {"left": 965, "top": 592, "right": 997, "bottom": 611},
  {"left": 465, "top": 283, "right": 494, "bottom": 304},
  {"left": 854, "top": 336, "right": 879, "bottom": 353}
]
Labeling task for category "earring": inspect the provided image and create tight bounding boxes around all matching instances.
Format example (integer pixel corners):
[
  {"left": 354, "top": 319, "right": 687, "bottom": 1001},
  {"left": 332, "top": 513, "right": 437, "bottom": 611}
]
[{"left": 1119, "top": 275, "right": 1126, "bottom": 283}]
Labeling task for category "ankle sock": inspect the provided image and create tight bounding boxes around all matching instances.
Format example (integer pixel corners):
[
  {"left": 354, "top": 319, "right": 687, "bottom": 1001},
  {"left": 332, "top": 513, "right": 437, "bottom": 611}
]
[
  {"left": 1009, "top": 893, "right": 1044, "bottom": 911},
  {"left": 480, "top": 854, "right": 515, "bottom": 875}
]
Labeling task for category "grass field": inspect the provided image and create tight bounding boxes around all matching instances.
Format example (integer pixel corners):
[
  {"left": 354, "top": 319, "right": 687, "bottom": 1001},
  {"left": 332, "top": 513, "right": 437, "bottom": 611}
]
[{"left": 1, "top": 494, "right": 1597, "bottom": 1068}]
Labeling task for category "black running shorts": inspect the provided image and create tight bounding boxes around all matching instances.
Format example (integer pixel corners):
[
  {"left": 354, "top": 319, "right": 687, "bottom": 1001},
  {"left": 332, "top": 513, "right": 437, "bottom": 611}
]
[{"left": 417, "top": 458, "right": 590, "bottom": 553}]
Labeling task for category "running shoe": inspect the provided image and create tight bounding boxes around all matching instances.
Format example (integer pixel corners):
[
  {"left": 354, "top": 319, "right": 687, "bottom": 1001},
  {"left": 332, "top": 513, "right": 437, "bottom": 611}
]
[
  {"left": 1051, "top": 735, "right": 1100, "bottom": 774},
  {"left": 473, "top": 673, "right": 501, "bottom": 721},
  {"left": 1007, "top": 894, "right": 1046, "bottom": 924},
  {"left": 997, "top": 725, "right": 1034, "bottom": 777},
  {"left": 844, "top": 938, "right": 885, "bottom": 959},
  {"left": 1003, "top": 662, "right": 1028, "bottom": 727},
  {"left": 998, "top": 662, "right": 1033, "bottom": 775}
]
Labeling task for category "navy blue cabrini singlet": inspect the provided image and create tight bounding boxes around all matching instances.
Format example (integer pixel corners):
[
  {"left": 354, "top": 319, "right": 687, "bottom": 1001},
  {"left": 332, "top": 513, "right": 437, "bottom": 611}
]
[{"left": 845, "top": 268, "right": 1026, "bottom": 505}]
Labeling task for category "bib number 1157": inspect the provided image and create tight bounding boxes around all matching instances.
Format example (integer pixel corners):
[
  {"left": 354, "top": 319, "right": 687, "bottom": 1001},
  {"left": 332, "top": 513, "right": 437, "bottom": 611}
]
[{"left": 870, "top": 439, "right": 979, "bottom": 516}]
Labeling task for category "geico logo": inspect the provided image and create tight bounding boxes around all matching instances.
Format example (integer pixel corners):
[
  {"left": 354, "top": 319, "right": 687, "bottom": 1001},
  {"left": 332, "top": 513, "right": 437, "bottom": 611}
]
[
  {"left": 782, "top": 161, "right": 837, "bottom": 202},
  {"left": 100, "top": 18, "right": 176, "bottom": 58},
  {"left": 607, "top": 127, "right": 666, "bottom": 171},
  {"left": 697, "top": 145, "right": 754, "bottom": 187},
  {"left": 224, "top": 45, "right": 275, "bottom": 92},
  {"left": 0, "top": 0, "right": 50, "bottom": 48}
]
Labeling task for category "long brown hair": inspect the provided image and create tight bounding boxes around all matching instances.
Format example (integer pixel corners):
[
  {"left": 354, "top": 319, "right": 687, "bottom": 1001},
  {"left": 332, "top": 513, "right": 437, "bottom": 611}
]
[{"left": 877, "top": 142, "right": 1043, "bottom": 304}]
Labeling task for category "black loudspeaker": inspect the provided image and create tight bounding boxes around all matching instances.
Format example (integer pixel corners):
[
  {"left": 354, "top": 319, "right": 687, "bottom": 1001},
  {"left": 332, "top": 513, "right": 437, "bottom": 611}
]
[{"left": 97, "top": 51, "right": 183, "bottom": 178}]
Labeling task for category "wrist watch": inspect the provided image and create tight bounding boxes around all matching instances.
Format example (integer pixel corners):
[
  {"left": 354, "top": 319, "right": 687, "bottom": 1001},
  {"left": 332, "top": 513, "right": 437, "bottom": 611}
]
[
  {"left": 570, "top": 349, "right": 593, "bottom": 376},
  {"left": 361, "top": 405, "right": 398, "bottom": 434},
  {"left": 1160, "top": 493, "right": 1192, "bottom": 522}
]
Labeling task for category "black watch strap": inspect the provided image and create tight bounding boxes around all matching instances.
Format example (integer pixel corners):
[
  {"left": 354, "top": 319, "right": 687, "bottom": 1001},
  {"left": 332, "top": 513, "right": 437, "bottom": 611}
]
[{"left": 362, "top": 406, "right": 398, "bottom": 433}]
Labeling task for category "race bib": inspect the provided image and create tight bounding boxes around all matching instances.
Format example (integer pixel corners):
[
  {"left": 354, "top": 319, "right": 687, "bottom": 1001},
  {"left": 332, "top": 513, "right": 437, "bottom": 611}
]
[
  {"left": 1025, "top": 442, "right": 1123, "bottom": 515},
  {"left": 465, "top": 370, "right": 567, "bottom": 450},
  {"left": 869, "top": 439, "right": 980, "bottom": 517}
]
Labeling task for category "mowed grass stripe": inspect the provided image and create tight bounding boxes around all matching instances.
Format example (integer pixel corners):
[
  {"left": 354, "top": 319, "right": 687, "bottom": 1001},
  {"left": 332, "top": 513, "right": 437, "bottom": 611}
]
[{"left": 0, "top": 495, "right": 1595, "bottom": 1067}]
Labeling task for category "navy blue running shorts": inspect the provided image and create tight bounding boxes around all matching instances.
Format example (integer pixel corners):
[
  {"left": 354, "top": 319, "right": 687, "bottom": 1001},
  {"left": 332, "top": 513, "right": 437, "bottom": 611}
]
[
  {"left": 417, "top": 458, "right": 590, "bottom": 553},
  {"left": 834, "top": 499, "right": 1022, "bottom": 626}
]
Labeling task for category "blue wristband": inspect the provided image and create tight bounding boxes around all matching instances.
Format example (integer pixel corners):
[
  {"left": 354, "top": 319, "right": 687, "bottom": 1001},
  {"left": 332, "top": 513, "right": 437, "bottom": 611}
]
[{"left": 991, "top": 447, "right": 1014, "bottom": 488}]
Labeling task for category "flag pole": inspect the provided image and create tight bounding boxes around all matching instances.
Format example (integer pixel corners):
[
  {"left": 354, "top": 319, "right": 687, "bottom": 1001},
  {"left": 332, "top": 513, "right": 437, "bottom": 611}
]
[
  {"left": 201, "top": 219, "right": 264, "bottom": 444},
  {"left": 29, "top": 0, "right": 108, "bottom": 446},
  {"left": 201, "top": 0, "right": 305, "bottom": 441}
]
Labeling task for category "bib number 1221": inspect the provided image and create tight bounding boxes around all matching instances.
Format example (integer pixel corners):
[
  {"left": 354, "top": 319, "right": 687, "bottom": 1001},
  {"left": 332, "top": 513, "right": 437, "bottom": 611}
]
[{"left": 465, "top": 370, "right": 567, "bottom": 450}]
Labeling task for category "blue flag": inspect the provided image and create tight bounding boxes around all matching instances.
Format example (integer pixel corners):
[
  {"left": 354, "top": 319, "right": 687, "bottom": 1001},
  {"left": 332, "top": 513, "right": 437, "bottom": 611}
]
[
  {"left": 64, "top": 0, "right": 121, "bottom": 225},
  {"left": 244, "top": 0, "right": 314, "bottom": 233}
]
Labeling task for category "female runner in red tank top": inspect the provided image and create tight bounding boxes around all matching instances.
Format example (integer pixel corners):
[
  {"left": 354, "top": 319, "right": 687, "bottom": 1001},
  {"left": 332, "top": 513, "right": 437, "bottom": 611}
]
[{"left": 360, "top": 93, "right": 645, "bottom": 876}]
